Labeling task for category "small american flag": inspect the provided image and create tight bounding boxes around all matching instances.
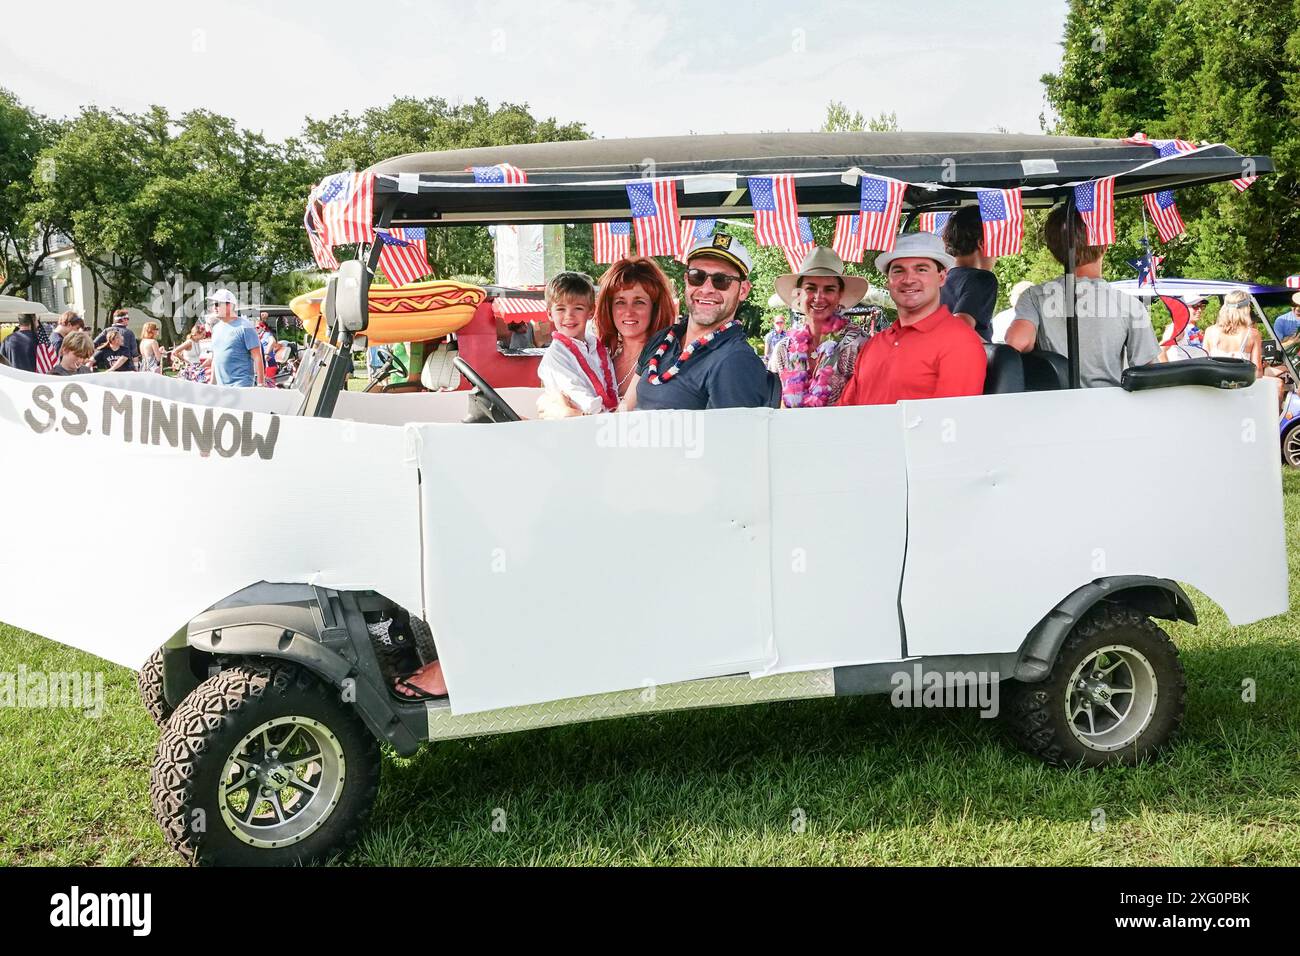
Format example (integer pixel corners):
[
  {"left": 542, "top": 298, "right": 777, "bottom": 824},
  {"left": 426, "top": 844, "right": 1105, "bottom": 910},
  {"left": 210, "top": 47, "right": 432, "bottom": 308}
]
[
  {"left": 1286, "top": 275, "right": 1300, "bottom": 290},
  {"left": 977, "top": 188, "right": 1024, "bottom": 257},
  {"left": 317, "top": 172, "right": 375, "bottom": 246},
  {"left": 782, "top": 217, "right": 816, "bottom": 272},
  {"left": 472, "top": 164, "right": 528, "bottom": 184},
  {"left": 857, "top": 174, "right": 906, "bottom": 252},
  {"left": 593, "top": 221, "right": 632, "bottom": 263},
  {"left": 917, "top": 211, "right": 951, "bottom": 235},
  {"left": 832, "top": 214, "right": 864, "bottom": 262},
  {"left": 749, "top": 175, "right": 803, "bottom": 248},
  {"left": 35, "top": 321, "right": 57, "bottom": 374},
  {"left": 1144, "top": 190, "right": 1186, "bottom": 243},
  {"left": 304, "top": 192, "right": 339, "bottom": 270},
  {"left": 377, "top": 227, "right": 429, "bottom": 286},
  {"left": 626, "top": 179, "right": 681, "bottom": 257},
  {"left": 676, "top": 218, "right": 716, "bottom": 262},
  {"left": 1073, "top": 177, "right": 1116, "bottom": 246}
]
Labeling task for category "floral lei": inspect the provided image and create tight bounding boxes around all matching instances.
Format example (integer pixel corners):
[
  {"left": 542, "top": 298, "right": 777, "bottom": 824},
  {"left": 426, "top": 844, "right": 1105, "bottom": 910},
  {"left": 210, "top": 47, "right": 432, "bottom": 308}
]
[
  {"left": 779, "top": 315, "right": 849, "bottom": 408},
  {"left": 645, "top": 319, "right": 740, "bottom": 385}
]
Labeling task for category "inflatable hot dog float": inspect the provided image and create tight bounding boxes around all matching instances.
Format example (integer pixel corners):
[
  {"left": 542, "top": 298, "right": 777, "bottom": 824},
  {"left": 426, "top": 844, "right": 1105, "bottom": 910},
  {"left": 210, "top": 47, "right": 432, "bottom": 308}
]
[{"left": 290, "top": 280, "right": 486, "bottom": 345}]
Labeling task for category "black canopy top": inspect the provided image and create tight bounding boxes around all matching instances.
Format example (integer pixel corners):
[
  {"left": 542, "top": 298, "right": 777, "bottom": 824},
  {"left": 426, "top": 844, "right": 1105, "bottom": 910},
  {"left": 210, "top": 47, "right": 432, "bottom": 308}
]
[{"left": 362, "top": 131, "right": 1272, "bottom": 227}]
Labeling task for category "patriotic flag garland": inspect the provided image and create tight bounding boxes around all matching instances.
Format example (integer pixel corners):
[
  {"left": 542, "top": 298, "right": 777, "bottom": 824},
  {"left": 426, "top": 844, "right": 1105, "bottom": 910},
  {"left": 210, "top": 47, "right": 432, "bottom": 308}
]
[
  {"left": 782, "top": 217, "right": 816, "bottom": 271},
  {"left": 626, "top": 179, "right": 681, "bottom": 257},
  {"left": 1286, "top": 275, "right": 1300, "bottom": 290},
  {"left": 917, "top": 211, "right": 951, "bottom": 235},
  {"left": 1144, "top": 189, "right": 1186, "bottom": 243},
  {"left": 593, "top": 221, "right": 632, "bottom": 263},
  {"left": 304, "top": 190, "right": 339, "bottom": 271},
  {"left": 832, "top": 215, "right": 864, "bottom": 262},
  {"left": 1073, "top": 177, "right": 1116, "bottom": 246},
  {"left": 316, "top": 172, "right": 376, "bottom": 247},
  {"left": 472, "top": 163, "right": 528, "bottom": 184},
  {"left": 676, "top": 218, "right": 716, "bottom": 262},
  {"left": 976, "top": 188, "right": 1024, "bottom": 256},
  {"left": 748, "top": 175, "right": 803, "bottom": 248},
  {"left": 34, "top": 320, "right": 57, "bottom": 374},
  {"left": 856, "top": 174, "right": 906, "bottom": 252},
  {"left": 376, "top": 227, "right": 430, "bottom": 287}
]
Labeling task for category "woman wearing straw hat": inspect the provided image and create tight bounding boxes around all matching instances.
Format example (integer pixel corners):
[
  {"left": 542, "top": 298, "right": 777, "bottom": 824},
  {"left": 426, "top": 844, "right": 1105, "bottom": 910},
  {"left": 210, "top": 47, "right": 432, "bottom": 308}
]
[{"left": 769, "top": 247, "right": 871, "bottom": 407}]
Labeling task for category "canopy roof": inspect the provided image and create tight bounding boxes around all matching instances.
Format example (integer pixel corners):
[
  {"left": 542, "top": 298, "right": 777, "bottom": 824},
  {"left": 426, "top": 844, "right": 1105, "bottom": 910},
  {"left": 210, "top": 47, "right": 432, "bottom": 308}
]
[
  {"left": 363, "top": 131, "right": 1273, "bottom": 227},
  {"left": 1112, "top": 278, "right": 1295, "bottom": 307}
]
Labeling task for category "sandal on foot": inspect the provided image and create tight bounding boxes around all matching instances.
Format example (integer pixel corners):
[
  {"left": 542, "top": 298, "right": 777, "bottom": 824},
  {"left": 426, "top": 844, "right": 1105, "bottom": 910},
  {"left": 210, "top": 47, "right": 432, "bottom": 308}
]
[{"left": 392, "top": 677, "right": 446, "bottom": 702}]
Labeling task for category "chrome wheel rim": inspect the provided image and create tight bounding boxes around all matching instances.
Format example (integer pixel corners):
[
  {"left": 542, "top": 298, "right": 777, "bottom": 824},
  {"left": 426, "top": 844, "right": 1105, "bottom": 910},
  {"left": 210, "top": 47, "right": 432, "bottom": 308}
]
[
  {"left": 1284, "top": 427, "right": 1300, "bottom": 467},
  {"left": 218, "top": 716, "right": 346, "bottom": 848},
  {"left": 1065, "top": 645, "right": 1158, "bottom": 752}
]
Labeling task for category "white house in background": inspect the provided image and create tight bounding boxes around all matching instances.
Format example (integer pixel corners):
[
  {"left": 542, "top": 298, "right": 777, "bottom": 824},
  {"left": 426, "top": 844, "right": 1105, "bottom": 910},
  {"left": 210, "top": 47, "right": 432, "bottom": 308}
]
[{"left": 25, "top": 233, "right": 152, "bottom": 333}]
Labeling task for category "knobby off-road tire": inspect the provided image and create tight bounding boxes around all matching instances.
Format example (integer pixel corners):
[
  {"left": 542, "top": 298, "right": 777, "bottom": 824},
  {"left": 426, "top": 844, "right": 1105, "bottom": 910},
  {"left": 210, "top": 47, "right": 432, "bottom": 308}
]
[
  {"left": 137, "top": 649, "right": 173, "bottom": 727},
  {"left": 150, "top": 662, "right": 380, "bottom": 866},
  {"left": 1004, "top": 605, "right": 1186, "bottom": 767}
]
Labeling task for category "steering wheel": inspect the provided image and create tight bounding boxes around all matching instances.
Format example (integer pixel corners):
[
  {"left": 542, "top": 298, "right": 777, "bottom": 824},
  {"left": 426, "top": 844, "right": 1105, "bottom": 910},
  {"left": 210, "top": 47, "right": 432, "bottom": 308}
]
[
  {"left": 453, "top": 357, "right": 521, "bottom": 422},
  {"left": 385, "top": 348, "right": 408, "bottom": 379}
]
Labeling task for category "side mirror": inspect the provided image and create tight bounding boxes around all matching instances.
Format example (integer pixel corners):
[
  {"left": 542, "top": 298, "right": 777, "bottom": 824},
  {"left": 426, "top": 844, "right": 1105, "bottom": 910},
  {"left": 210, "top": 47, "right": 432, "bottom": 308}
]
[{"left": 324, "top": 259, "right": 369, "bottom": 334}]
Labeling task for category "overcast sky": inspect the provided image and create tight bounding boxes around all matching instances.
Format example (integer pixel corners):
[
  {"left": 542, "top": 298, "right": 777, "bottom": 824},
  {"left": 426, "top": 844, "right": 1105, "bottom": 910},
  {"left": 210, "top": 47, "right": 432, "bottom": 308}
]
[{"left": 2, "top": 0, "right": 1069, "bottom": 141}]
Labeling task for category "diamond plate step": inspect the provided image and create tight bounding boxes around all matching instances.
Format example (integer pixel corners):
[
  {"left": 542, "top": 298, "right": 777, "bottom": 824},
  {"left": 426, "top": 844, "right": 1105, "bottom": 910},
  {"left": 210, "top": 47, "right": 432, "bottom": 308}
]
[{"left": 425, "top": 669, "right": 835, "bottom": 741}]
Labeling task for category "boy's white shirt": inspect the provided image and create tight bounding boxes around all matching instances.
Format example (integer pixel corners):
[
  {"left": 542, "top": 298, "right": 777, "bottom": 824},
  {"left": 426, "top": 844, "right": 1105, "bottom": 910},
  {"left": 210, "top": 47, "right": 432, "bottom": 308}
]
[{"left": 537, "top": 329, "right": 615, "bottom": 415}]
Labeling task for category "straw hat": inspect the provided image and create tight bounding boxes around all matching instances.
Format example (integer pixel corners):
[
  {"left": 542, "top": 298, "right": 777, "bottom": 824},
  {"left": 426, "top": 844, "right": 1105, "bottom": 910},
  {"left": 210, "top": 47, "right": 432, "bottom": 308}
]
[{"left": 773, "top": 247, "right": 869, "bottom": 309}]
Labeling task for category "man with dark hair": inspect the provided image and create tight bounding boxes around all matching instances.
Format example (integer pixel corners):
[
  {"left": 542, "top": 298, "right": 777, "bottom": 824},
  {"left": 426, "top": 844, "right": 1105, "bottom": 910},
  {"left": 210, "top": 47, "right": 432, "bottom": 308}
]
[
  {"left": 94, "top": 308, "right": 139, "bottom": 368},
  {"left": 939, "top": 205, "right": 999, "bottom": 342},
  {"left": 1004, "top": 204, "right": 1158, "bottom": 388},
  {"left": 49, "top": 310, "right": 83, "bottom": 355},
  {"left": 0, "top": 314, "right": 39, "bottom": 371}
]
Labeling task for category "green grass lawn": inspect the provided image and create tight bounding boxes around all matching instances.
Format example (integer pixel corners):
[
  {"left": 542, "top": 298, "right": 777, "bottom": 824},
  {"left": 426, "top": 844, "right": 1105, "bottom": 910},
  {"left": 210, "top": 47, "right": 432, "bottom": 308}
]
[{"left": 3, "top": 475, "right": 1299, "bottom": 866}]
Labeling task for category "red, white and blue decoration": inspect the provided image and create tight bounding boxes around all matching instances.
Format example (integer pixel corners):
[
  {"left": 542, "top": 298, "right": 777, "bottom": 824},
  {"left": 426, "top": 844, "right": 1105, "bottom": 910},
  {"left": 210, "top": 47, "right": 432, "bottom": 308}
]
[
  {"left": 782, "top": 217, "right": 816, "bottom": 271},
  {"left": 976, "top": 188, "right": 1024, "bottom": 257},
  {"left": 34, "top": 320, "right": 57, "bottom": 374},
  {"left": 832, "top": 214, "right": 864, "bottom": 262},
  {"left": 471, "top": 164, "right": 528, "bottom": 184},
  {"left": 304, "top": 194, "right": 339, "bottom": 270},
  {"left": 856, "top": 174, "right": 906, "bottom": 252},
  {"left": 1144, "top": 189, "right": 1186, "bottom": 243},
  {"left": 917, "top": 211, "right": 951, "bottom": 235},
  {"left": 677, "top": 218, "right": 716, "bottom": 262},
  {"left": 1286, "top": 275, "right": 1300, "bottom": 290},
  {"left": 316, "top": 172, "right": 375, "bottom": 247},
  {"left": 1126, "top": 243, "right": 1165, "bottom": 287},
  {"left": 748, "top": 175, "right": 803, "bottom": 249},
  {"left": 593, "top": 221, "right": 632, "bottom": 263},
  {"left": 644, "top": 319, "right": 741, "bottom": 386},
  {"left": 626, "top": 179, "right": 681, "bottom": 257},
  {"left": 376, "top": 227, "right": 430, "bottom": 287},
  {"left": 1074, "top": 177, "right": 1116, "bottom": 246}
]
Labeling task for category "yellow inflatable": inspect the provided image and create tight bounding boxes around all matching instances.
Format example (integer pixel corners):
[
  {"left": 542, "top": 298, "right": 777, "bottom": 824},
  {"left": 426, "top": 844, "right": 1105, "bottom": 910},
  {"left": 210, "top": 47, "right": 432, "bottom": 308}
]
[{"left": 291, "top": 279, "right": 486, "bottom": 344}]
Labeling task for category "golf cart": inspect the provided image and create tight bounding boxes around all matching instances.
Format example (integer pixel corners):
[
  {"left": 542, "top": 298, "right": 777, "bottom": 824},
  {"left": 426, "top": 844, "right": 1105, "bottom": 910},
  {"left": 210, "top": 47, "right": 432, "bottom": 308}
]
[
  {"left": 0, "top": 132, "right": 1287, "bottom": 866},
  {"left": 1113, "top": 278, "right": 1300, "bottom": 466}
]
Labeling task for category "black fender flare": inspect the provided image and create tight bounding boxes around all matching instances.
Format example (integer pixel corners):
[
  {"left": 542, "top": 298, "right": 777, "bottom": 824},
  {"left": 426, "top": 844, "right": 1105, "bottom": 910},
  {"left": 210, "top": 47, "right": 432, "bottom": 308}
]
[
  {"left": 178, "top": 583, "right": 424, "bottom": 755},
  {"left": 1014, "top": 576, "right": 1197, "bottom": 682}
]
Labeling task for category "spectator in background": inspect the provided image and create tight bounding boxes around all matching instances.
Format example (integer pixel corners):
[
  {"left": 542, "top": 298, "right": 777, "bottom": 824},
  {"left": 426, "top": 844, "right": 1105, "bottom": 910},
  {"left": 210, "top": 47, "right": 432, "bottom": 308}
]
[
  {"left": 48, "top": 330, "right": 94, "bottom": 375},
  {"left": 940, "top": 205, "right": 1000, "bottom": 342},
  {"left": 1005, "top": 204, "right": 1158, "bottom": 387},
  {"left": 1181, "top": 295, "right": 1207, "bottom": 347},
  {"left": 207, "top": 289, "right": 265, "bottom": 387},
  {"left": 505, "top": 320, "right": 535, "bottom": 351},
  {"left": 138, "top": 321, "right": 166, "bottom": 373},
  {"left": 256, "top": 318, "right": 279, "bottom": 383},
  {"left": 991, "top": 280, "right": 1033, "bottom": 344},
  {"left": 763, "top": 314, "right": 789, "bottom": 365},
  {"left": 93, "top": 327, "right": 134, "bottom": 372},
  {"left": 94, "top": 309, "right": 138, "bottom": 367},
  {"left": 0, "top": 314, "right": 39, "bottom": 371},
  {"left": 1273, "top": 293, "right": 1300, "bottom": 340},
  {"left": 49, "top": 310, "right": 82, "bottom": 355},
  {"left": 173, "top": 323, "right": 212, "bottom": 383}
]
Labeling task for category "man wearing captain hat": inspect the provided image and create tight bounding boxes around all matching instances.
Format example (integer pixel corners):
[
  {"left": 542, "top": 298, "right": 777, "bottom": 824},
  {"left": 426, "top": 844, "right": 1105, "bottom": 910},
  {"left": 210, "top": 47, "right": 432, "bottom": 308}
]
[
  {"left": 836, "top": 231, "right": 987, "bottom": 406},
  {"left": 629, "top": 233, "right": 778, "bottom": 411},
  {"left": 769, "top": 246, "right": 872, "bottom": 407}
]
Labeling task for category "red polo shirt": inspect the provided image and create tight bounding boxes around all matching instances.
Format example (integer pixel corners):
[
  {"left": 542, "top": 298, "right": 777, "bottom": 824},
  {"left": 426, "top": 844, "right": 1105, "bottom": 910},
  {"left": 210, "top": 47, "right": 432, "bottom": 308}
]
[{"left": 836, "top": 305, "right": 987, "bottom": 406}]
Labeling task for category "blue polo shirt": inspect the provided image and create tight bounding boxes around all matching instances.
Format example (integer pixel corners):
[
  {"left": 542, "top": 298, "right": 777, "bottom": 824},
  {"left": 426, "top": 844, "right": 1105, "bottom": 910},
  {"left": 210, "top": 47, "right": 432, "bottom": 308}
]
[{"left": 635, "top": 322, "right": 777, "bottom": 411}]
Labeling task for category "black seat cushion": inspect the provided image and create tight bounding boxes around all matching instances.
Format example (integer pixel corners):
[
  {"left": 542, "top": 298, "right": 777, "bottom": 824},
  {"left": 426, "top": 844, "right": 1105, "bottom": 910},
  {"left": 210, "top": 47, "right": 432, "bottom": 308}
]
[
  {"left": 983, "top": 343, "right": 1025, "bottom": 394},
  {"left": 1022, "top": 349, "right": 1069, "bottom": 391}
]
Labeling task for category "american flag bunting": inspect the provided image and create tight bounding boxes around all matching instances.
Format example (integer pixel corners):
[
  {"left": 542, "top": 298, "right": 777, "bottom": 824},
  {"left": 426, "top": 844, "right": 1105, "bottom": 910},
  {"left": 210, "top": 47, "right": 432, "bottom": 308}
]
[
  {"left": 748, "top": 175, "right": 803, "bottom": 248},
  {"left": 472, "top": 164, "right": 528, "bottom": 184},
  {"left": 626, "top": 179, "right": 681, "bottom": 257},
  {"left": 316, "top": 172, "right": 375, "bottom": 247},
  {"left": 676, "top": 218, "right": 716, "bottom": 262},
  {"left": 1073, "top": 177, "right": 1116, "bottom": 246},
  {"left": 376, "top": 227, "right": 430, "bottom": 287},
  {"left": 593, "top": 221, "right": 632, "bottom": 263},
  {"left": 917, "top": 211, "right": 951, "bottom": 235},
  {"left": 976, "top": 188, "right": 1024, "bottom": 257},
  {"left": 856, "top": 174, "right": 906, "bottom": 252}
]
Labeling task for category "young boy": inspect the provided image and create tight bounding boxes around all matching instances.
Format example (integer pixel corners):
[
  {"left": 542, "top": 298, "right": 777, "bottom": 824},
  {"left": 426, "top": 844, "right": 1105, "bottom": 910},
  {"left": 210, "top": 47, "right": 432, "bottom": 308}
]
[{"left": 536, "top": 271, "right": 618, "bottom": 414}]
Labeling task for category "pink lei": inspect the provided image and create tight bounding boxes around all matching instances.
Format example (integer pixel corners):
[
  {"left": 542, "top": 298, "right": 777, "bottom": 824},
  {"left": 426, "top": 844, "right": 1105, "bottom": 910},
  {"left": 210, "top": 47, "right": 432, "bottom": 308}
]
[{"left": 778, "top": 316, "right": 849, "bottom": 408}]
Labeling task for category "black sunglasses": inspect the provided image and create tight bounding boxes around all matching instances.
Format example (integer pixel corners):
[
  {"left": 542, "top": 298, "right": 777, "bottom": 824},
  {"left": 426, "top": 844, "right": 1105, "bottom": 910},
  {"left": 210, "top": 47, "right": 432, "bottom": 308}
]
[{"left": 685, "top": 268, "right": 745, "bottom": 291}]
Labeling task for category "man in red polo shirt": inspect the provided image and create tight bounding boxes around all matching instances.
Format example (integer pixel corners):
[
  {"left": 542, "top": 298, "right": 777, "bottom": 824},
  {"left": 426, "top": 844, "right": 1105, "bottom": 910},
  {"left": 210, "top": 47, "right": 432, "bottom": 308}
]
[{"left": 837, "top": 231, "right": 987, "bottom": 406}]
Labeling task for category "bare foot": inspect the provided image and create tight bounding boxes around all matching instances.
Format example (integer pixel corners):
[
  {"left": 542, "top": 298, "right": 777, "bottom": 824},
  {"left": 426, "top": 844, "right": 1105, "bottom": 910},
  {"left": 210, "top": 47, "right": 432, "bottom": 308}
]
[{"left": 395, "top": 661, "right": 447, "bottom": 698}]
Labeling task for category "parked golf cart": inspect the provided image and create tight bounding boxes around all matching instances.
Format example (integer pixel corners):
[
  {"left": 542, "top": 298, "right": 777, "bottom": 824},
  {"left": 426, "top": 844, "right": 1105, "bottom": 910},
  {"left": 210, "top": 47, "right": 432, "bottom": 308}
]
[
  {"left": 2, "top": 132, "right": 1286, "bottom": 866},
  {"left": 1113, "top": 278, "right": 1300, "bottom": 465}
]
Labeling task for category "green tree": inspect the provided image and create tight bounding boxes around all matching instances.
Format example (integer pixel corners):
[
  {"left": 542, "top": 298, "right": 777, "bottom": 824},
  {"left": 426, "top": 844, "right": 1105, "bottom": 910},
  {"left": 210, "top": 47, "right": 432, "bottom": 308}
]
[{"left": 0, "top": 88, "right": 57, "bottom": 297}]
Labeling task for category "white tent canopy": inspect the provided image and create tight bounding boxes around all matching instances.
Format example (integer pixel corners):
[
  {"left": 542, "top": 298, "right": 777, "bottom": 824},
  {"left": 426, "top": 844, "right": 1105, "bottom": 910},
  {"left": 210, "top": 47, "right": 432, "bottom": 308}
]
[{"left": 0, "top": 295, "right": 52, "bottom": 318}]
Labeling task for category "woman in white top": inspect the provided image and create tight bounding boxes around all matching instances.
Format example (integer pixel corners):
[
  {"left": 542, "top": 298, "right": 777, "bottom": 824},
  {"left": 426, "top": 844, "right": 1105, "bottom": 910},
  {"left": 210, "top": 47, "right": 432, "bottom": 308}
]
[
  {"left": 1205, "top": 290, "right": 1284, "bottom": 408},
  {"left": 138, "top": 321, "right": 166, "bottom": 373}
]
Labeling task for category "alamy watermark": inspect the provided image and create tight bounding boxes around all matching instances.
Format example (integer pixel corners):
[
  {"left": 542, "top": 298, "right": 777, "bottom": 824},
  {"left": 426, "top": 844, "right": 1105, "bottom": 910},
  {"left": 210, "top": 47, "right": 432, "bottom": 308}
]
[
  {"left": 0, "top": 665, "right": 105, "bottom": 718},
  {"left": 889, "top": 663, "right": 1000, "bottom": 718},
  {"left": 596, "top": 410, "right": 704, "bottom": 459}
]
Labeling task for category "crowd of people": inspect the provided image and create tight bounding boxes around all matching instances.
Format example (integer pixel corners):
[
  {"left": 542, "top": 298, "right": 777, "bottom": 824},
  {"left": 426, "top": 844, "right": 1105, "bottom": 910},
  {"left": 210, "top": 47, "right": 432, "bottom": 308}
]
[{"left": 0, "top": 289, "right": 297, "bottom": 388}]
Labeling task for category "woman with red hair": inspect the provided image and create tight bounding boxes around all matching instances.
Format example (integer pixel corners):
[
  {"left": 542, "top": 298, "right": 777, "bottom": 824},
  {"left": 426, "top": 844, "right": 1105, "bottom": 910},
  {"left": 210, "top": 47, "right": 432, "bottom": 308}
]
[{"left": 536, "top": 256, "right": 677, "bottom": 418}]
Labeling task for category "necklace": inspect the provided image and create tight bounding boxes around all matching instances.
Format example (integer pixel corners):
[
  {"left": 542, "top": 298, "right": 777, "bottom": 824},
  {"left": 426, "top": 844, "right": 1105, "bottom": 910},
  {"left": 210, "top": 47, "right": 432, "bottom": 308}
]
[
  {"left": 645, "top": 319, "right": 740, "bottom": 385},
  {"left": 779, "top": 315, "right": 850, "bottom": 408}
]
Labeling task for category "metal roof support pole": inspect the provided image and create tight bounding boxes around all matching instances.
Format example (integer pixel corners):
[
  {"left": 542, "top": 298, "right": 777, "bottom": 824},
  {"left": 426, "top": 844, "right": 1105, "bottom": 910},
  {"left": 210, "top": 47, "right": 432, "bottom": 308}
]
[{"left": 1063, "top": 193, "right": 1081, "bottom": 389}]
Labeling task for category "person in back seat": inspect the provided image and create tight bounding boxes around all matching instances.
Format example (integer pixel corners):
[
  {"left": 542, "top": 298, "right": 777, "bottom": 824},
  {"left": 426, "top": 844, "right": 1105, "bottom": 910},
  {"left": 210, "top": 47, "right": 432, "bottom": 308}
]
[
  {"left": 1004, "top": 204, "right": 1158, "bottom": 387},
  {"left": 836, "top": 232, "right": 986, "bottom": 406}
]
